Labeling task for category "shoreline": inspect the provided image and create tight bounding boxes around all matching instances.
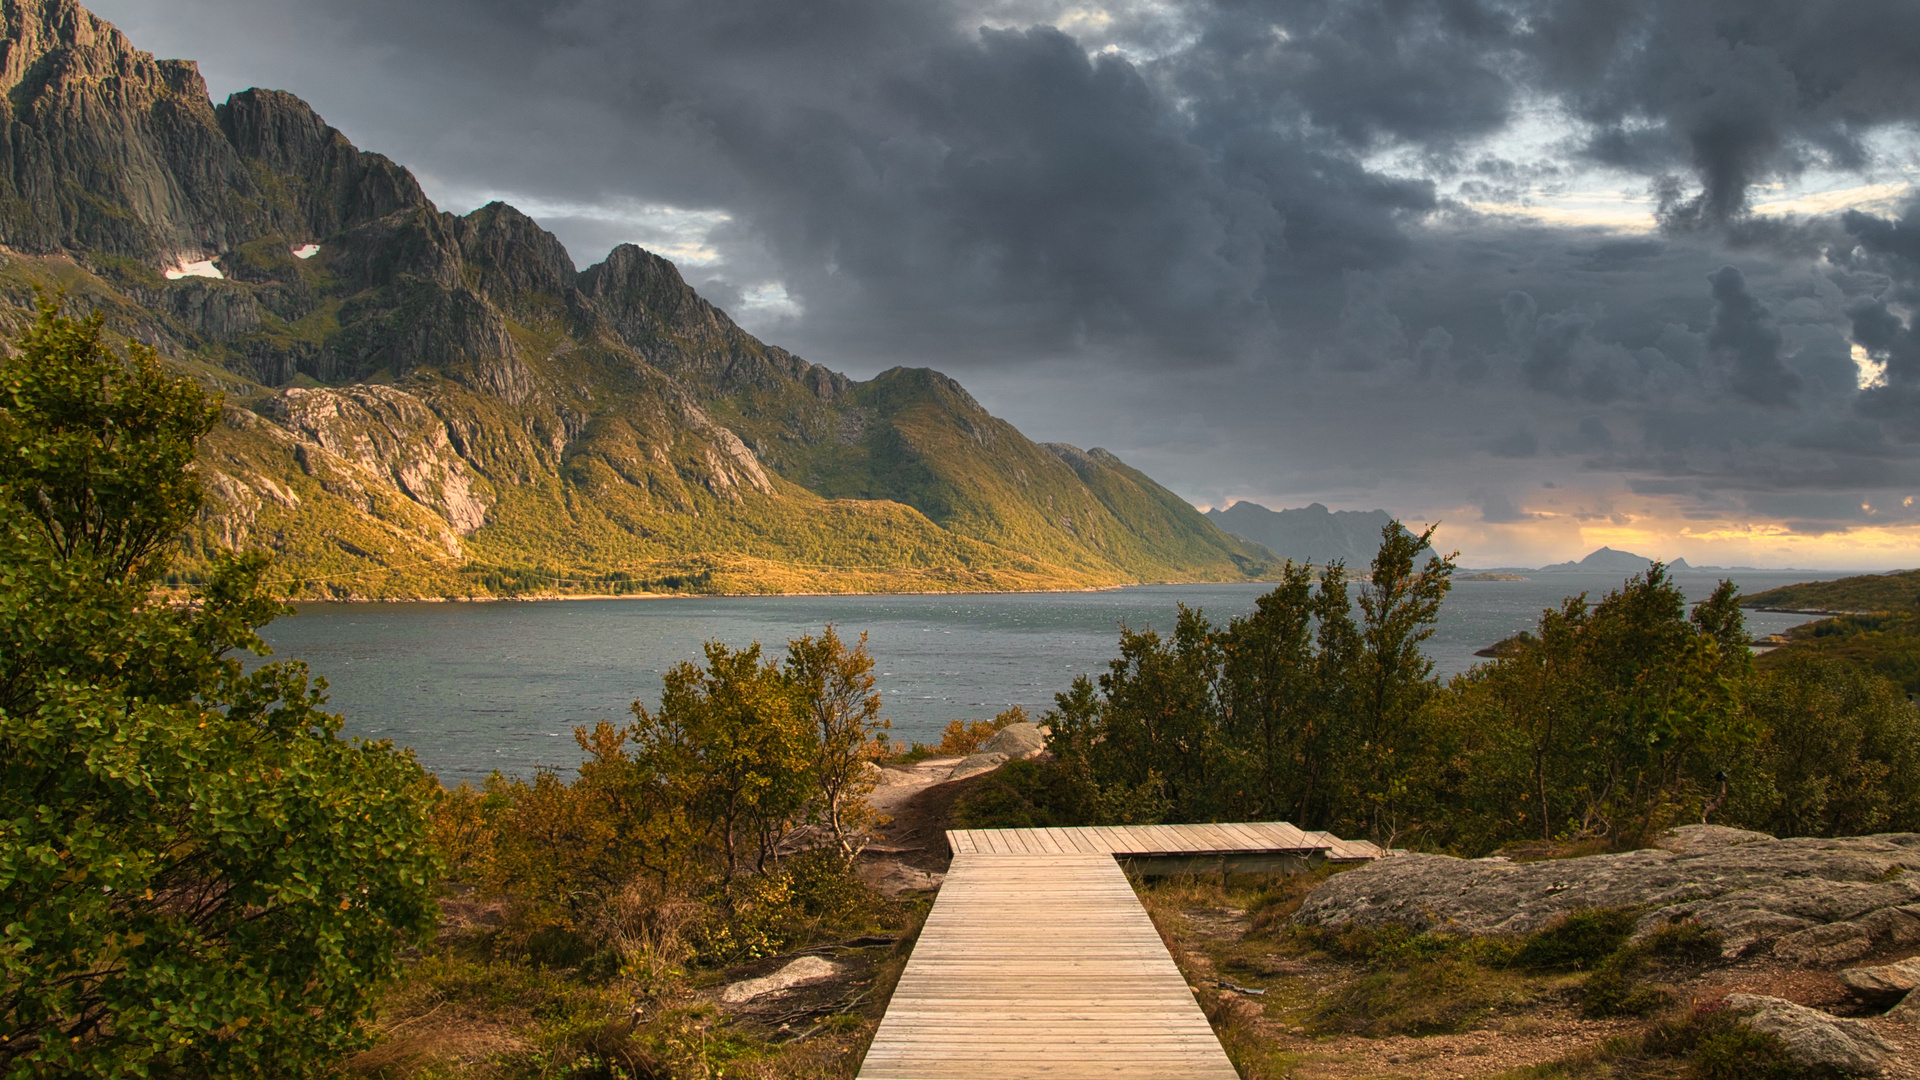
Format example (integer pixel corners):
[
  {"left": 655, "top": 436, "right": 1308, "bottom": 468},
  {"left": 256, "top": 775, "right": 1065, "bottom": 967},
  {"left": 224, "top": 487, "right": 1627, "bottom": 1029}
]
[{"left": 273, "top": 579, "right": 1231, "bottom": 606}]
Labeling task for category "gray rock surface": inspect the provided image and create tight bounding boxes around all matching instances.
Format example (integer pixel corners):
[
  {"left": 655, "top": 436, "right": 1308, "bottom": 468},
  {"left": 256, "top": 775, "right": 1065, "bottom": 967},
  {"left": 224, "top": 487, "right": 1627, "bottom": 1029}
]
[
  {"left": 1841, "top": 958, "right": 1920, "bottom": 1004},
  {"left": 948, "top": 751, "right": 1009, "bottom": 780},
  {"left": 977, "top": 722, "right": 1048, "bottom": 761},
  {"left": 857, "top": 859, "right": 945, "bottom": 896},
  {"left": 1293, "top": 826, "right": 1920, "bottom": 960},
  {"left": 720, "top": 956, "right": 841, "bottom": 1004},
  {"left": 1650, "top": 824, "right": 1774, "bottom": 853},
  {"left": 1725, "top": 993, "right": 1901, "bottom": 1074}
]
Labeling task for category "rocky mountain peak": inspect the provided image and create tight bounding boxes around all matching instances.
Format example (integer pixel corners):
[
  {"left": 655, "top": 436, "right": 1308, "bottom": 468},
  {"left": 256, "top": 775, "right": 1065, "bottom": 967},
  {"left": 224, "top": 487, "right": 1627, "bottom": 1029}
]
[
  {"left": 458, "top": 201, "right": 578, "bottom": 311},
  {"left": 217, "top": 88, "right": 427, "bottom": 241},
  {"left": 579, "top": 242, "right": 730, "bottom": 346}
]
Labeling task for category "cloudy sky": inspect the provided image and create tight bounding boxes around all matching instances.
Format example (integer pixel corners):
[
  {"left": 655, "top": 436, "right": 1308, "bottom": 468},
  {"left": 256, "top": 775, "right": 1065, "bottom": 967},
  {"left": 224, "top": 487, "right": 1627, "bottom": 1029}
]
[{"left": 94, "top": 0, "right": 1920, "bottom": 568}]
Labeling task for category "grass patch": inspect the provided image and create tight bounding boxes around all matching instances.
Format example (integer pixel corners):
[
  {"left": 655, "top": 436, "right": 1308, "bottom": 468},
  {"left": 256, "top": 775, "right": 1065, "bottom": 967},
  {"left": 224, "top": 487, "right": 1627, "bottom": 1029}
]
[
  {"left": 1500, "top": 1001, "right": 1831, "bottom": 1080},
  {"left": 353, "top": 854, "right": 927, "bottom": 1080}
]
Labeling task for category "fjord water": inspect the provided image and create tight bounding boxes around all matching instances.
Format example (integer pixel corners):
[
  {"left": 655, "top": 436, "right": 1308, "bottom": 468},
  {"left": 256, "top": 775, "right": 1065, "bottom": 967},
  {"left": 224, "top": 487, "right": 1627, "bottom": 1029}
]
[{"left": 261, "top": 570, "right": 1847, "bottom": 785}]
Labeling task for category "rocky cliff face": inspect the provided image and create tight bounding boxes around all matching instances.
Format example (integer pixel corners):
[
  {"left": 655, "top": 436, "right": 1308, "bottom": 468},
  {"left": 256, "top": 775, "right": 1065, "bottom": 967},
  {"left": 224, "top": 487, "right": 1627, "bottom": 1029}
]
[{"left": 0, "top": 0, "right": 1274, "bottom": 598}]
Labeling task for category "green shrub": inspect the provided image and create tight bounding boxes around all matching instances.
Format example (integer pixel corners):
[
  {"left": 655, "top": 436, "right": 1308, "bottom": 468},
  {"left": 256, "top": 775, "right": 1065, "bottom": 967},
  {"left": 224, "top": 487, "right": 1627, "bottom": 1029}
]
[
  {"left": 1640, "top": 1002, "right": 1818, "bottom": 1080},
  {"left": 1580, "top": 948, "right": 1670, "bottom": 1017},
  {"left": 1514, "top": 908, "right": 1641, "bottom": 971},
  {"left": 1642, "top": 918, "right": 1726, "bottom": 963},
  {"left": 0, "top": 298, "right": 440, "bottom": 1077}
]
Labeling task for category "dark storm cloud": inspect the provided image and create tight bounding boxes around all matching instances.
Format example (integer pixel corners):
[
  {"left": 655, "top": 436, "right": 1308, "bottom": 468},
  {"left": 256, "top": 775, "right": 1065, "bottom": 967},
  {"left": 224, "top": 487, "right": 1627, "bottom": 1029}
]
[
  {"left": 1705, "top": 265, "right": 1801, "bottom": 406},
  {"left": 1480, "top": 492, "right": 1535, "bottom": 523},
  {"left": 1522, "top": 0, "right": 1920, "bottom": 226},
  {"left": 1843, "top": 203, "right": 1920, "bottom": 441}
]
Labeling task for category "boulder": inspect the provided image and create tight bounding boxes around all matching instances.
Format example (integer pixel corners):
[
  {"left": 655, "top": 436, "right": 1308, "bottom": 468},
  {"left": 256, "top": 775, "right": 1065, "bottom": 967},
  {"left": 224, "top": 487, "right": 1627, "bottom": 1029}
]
[
  {"left": 948, "top": 751, "right": 1008, "bottom": 780},
  {"left": 861, "top": 762, "right": 922, "bottom": 787},
  {"left": 1292, "top": 829, "right": 1920, "bottom": 960},
  {"left": 1724, "top": 994, "right": 1901, "bottom": 1074},
  {"left": 720, "top": 956, "right": 841, "bottom": 1005},
  {"left": 1840, "top": 958, "right": 1920, "bottom": 1005},
  {"left": 977, "top": 722, "right": 1048, "bottom": 761}
]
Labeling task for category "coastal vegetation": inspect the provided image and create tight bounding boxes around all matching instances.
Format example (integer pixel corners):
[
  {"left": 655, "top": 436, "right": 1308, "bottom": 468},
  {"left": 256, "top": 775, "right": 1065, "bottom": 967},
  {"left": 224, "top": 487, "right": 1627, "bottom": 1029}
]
[
  {"left": 0, "top": 301, "right": 924, "bottom": 1078},
  {"left": 959, "top": 531, "right": 1920, "bottom": 854},
  {"left": 8, "top": 298, "right": 1919, "bottom": 1077}
]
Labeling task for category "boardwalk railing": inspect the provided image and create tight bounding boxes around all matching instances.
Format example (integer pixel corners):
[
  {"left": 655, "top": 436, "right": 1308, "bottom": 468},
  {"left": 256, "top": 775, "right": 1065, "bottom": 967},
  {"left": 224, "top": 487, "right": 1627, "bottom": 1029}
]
[{"left": 856, "top": 823, "right": 1380, "bottom": 1079}]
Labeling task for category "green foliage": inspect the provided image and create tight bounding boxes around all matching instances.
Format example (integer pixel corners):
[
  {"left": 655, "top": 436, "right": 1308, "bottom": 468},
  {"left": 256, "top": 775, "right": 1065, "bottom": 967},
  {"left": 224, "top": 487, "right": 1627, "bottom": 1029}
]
[
  {"left": 1421, "top": 566, "right": 1754, "bottom": 851},
  {"left": 1731, "top": 654, "right": 1920, "bottom": 835},
  {"left": 0, "top": 300, "right": 440, "bottom": 1077},
  {"left": 785, "top": 627, "right": 888, "bottom": 859},
  {"left": 1044, "top": 522, "right": 1454, "bottom": 842},
  {"left": 1758, "top": 609, "right": 1920, "bottom": 695},
  {"left": 949, "top": 756, "right": 1106, "bottom": 829},
  {"left": 926, "top": 704, "right": 1026, "bottom": 757},
  {"left": 1511, "top": 1002, "right": 1814, "bottom": 1080},
  {"left": 1636, "top": 1003, "right": 1811, "bottom": 1080},
  {"left": 450, "top": 625, "right": 893, "bottom": 984},
  {"left": 1052, "top": 515, "right": 1920, "bottom": 856},
  {"left": 1512, "top": 908, "right": 1640, "bottom": 971},
  {"left": 1579, "top": 948, "right": 1671, "bottom": 1018},
  {"left": 0, "top": 294, "right": 219, "bottom": 582},
  {"left": 1640, "top": 919, "right": 1725, "bottom": 964},
  {"left": 637, "top": 640, "right": 816, "bottom": 882},
  {"left": 1289, "top": 924, "right": 1532, "bottom": 1037}
]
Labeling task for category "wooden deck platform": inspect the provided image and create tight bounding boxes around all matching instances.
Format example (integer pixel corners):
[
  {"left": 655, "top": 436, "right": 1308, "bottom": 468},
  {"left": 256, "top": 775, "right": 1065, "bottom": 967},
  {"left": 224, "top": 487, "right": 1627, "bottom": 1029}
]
[
  {"left": 856, "top": 823, "right": 1379, "bottom": 1079},
  {"left": 946, "top": 822, "right": 1382, "bottom": 863}
]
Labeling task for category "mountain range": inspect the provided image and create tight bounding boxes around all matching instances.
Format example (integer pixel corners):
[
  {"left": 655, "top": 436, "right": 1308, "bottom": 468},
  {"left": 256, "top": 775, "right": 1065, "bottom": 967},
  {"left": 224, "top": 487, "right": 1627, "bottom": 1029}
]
[
  {"left": 1204, "top": 502, "right": 1434, "bottom": 568},
  {"left": 0, "top": 0, "right": 1275, "bottom": 598}
]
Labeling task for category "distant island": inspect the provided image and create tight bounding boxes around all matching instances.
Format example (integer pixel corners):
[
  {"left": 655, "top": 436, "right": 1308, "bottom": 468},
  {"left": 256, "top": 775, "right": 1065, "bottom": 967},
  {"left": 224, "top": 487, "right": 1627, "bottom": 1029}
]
[{"left": 1464, "top": 545, "right": 1817, "bottom": 577}]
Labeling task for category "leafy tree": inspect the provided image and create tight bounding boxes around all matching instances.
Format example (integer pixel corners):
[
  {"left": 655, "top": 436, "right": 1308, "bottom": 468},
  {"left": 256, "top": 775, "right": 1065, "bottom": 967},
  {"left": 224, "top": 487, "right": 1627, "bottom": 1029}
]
[
  {"left": 630, "top": 641, "right": 813, "bottom": 885},
  {"left": 782, "top": 626, "right": 887, "bottom": 861},
  {"left": 0, "top": 299, "right": 439, "bottom": 1077},
  {"left": 1052, "top": 605, "right": 1226, "bottom": 821},
  {"left": 1352, "top": 523, "right": 1455, "bottom": 843},
  {"left": 1422, "top": 565, "right": 1753, "bottom": 852},
  {"left": 1217, "top": 559, "right": 1361, "bottom": 827}
]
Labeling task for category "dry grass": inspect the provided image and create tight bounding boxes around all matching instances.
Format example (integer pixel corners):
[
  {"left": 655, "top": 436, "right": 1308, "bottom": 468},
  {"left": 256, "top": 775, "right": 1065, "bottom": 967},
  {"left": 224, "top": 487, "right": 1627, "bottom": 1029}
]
[{"left": 347, "top": 886, "right": 929, "bottom": 1080}]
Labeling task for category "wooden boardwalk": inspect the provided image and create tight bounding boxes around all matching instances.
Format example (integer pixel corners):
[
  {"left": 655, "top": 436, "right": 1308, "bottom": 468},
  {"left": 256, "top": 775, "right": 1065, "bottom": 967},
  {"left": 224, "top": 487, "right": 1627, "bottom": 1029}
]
[
  {"left": 857, "top": 824, "right": 1378, "bottom": 1079},
  {"left": 946, "top": 822, "right": 1381, "bottom": 863}
]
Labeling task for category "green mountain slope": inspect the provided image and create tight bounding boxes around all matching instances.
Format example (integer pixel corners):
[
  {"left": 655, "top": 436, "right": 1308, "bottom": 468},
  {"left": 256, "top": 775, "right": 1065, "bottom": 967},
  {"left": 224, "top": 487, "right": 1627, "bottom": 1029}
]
[
  {"left": 1742, "top": 569, "right": 1920, "bottom": 613},
  {"left": 0, "top": 0, "right": 1275, "bottom": 598}
]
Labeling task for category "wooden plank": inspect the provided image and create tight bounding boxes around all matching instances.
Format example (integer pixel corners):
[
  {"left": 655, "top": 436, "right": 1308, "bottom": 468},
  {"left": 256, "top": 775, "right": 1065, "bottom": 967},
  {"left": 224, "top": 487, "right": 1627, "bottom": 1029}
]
[
  {"left": 1188, "top": 823, "right": 1240, "bottom": 852},
  {"left": 1214, "top": 821, "right": 1269, "bottom": 850}
]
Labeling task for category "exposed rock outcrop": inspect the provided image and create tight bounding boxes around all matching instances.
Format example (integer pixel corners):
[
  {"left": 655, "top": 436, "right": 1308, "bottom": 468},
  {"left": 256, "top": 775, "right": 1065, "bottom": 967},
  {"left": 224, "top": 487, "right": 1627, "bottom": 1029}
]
[
  {"left": 1839, "top": 958, "right": 1920, "bottom": 1005},
  {"left": 1724, "top": 994, "right": 1900, "bottom": 1074},
  {"left": 1293, "top": 826, "right": 1920, "bottom": 962},
  {"left": 857, "top": 860, "right": 944, "bottom": 897},
  {"left": 978, "top": 722, "right": 1048, "bottom": 761},
  {"left": 948, "top": 752, "right": 1008, "bottom": 781}
]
